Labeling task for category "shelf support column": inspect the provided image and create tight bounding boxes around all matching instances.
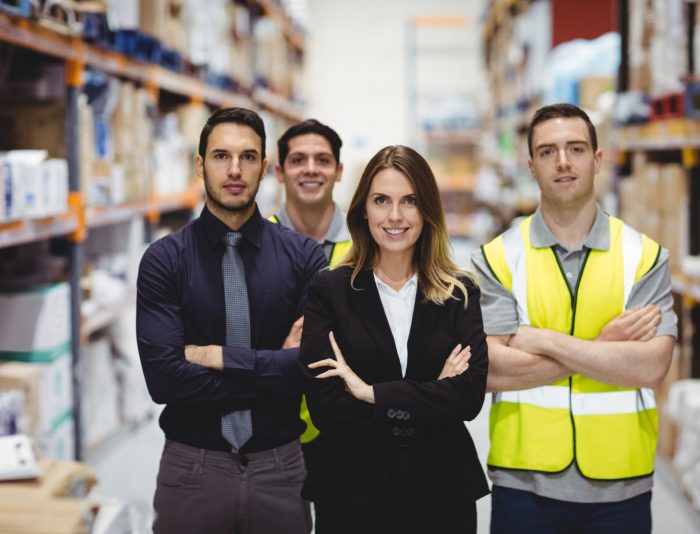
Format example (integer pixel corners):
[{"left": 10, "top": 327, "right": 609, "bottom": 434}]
[{"left": 65, "top": 56, "right": 85, "bottom": 461}]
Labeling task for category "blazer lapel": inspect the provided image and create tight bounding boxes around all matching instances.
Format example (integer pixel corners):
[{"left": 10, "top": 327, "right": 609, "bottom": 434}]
[
  {"left": 348, "top": 270, "right": 403, "bottom": 378},
  {"left": 405, "top": 289, "right": 440, "bottom": 376}
]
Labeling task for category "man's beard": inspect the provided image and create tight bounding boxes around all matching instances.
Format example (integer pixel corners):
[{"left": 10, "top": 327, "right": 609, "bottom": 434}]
[{"left": 203, "top": 169, "right": 261, "bottom": 214}]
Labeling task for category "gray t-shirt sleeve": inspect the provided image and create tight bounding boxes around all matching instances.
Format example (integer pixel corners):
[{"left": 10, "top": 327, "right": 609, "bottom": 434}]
[
  {"left": 626, "top": 248, "right": 678, "bottom": 339},
  {"left": 470, "top": 247, "right": 519, "bottom": 336}
]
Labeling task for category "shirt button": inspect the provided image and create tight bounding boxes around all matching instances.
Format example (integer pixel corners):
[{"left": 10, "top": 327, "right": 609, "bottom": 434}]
[{"left": 566, "top": 272, "right": 573, "bottom": 279}]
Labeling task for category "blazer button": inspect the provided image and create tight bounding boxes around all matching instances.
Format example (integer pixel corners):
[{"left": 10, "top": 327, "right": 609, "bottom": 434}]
[
  {"left": 407, "top": 428, "right": 415, "bottom": 436},
  {"left": 392, "top": 427, "right": 400, "bottom": 436},
  {"left": 395, "top": 410, "right": 404, "bottom": 420},
  {"left": 404, "top": 412, "right": 410, "bottom": 420},
  {"left": 387, "top": 409, "right": 395, "bottom": 418}
]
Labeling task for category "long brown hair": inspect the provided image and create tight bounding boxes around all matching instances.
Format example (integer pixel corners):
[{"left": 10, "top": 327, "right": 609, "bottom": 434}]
[{"left": 340, "top": 145, "right": 476, "bottom": 306}]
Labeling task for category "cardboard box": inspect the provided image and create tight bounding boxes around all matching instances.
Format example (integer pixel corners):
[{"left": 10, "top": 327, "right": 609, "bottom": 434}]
[
  {"left": 0, "top": 353, "right": 73, "bottom": 451},
  {"left": 139, "top": 0, "right": 167, "bottom": 39},
  {"left": 0, "top": 283, "right": 70, "bottom": 354},
  {"left": 0, "top": 103, "right": 66, "bottom": 158},
  {"left": 0, "top": 494, "right": 95, "bottom": 533},
  {"left": 660, "top": 164, "right": 688, "bottom": 214},
  {"left": 641, "top": 162, "right": 662, "bottom": 211},
  {"left": 578, "top": 75, "right": 616, "bottom": 111},
  {"left": 0, "top": 459, "right": 97, "bottom": 499}
]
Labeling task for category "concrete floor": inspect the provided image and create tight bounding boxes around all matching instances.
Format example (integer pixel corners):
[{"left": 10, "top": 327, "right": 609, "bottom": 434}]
[{"left": 87, "top": 397, "right": 700, "bottom": 534}]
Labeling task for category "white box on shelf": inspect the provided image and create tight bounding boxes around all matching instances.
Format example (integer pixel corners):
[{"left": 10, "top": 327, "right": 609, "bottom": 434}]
[
  {"left": 0, "top": 283, "right": 70, "bottom": 355},
  {"left": 82, "top": 337, "right": 120, "bottom": 450},
  {"left": 42, "top": 159, "right": 69, "bottom": 216},
  {"left": 41, "top": 410, "right": 75, "bottom": 461}
]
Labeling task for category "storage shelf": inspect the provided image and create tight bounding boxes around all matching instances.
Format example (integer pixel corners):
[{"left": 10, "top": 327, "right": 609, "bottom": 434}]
[
  {"left": 0, "top": 213, "right": 78, "bottom": 249},
  {"left": 251, "top": 0, "right": 305, "bottom": 52},
  {"left": 0, "top": 13, "right": 302, "bottom": 117},
  {"left": 612, "top": 119, "right": 700, "bottom": 151},
  {"left": 672, "top": 275, "right": 700, "bottom": 305},
  {"left": 81, "top": 289, "right": 136, "bottom": 342},
  {"left": 253, "top": 86, "right": 303, "bottom": 122},
  {"left": 86, "top": 186, "right": 203, "bottom": 229},
  {"left": 424, "top": 130, "right": 481, "bottom": 145}
]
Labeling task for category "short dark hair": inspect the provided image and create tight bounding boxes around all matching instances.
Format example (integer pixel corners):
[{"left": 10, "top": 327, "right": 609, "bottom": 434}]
[
  {"left": 277, "top": 119, "right": 342, "bottom": 166},
  {"left": 527, "top": 103, "right": 597, "bottom": 157},
  {"left": 198, "top": 107, "right": 266, "bottom": 160}
]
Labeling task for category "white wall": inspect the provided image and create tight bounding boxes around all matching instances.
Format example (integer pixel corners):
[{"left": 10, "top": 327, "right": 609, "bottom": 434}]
[{"left": 305, "top": 0, "right": 488, "bottom": 209}]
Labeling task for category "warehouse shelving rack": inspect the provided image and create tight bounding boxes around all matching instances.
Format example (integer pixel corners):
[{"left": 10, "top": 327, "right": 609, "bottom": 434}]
[{"left": 0, "top": 5, "right": 304, "bottom": 460}]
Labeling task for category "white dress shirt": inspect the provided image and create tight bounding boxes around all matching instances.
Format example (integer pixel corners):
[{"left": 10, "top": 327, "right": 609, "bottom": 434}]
[{"left": 373, "top": 272, "right": 418, "bottom": 377}]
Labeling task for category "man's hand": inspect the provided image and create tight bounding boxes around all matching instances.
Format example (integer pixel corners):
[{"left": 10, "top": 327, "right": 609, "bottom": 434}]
[
  {"left": 508, "top": 325, "right": 548, "bottom": 355},
  {"left": 597, "top": 305, "right": 660, "bottom": 342},
  {"left": 185, "top": 345, "right": 224, "bottom": 370},
  {"left": 282, "top": 316, "right": 304, "bottom": 349}
]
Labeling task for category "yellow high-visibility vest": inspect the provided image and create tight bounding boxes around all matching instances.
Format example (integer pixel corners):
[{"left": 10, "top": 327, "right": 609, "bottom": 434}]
[
  {"left": 269, "top": 213, "right": 352, "bottom": 444},
  {"left": 483, "top": 214, "right": 660, "bottom": 480}
]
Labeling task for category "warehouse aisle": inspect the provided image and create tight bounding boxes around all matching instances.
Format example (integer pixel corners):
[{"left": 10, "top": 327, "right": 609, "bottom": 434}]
[{"left": 88, "top": 397, "right": 700, "bottom": 533}]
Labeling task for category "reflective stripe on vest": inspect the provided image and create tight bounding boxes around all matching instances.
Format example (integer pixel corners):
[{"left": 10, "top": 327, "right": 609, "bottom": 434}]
[
  {"left": 268, "top": 213, "right": 352, "bottom": 444},
  {"left": 484, "top": 214, "right": 661, "bottom": 480}
]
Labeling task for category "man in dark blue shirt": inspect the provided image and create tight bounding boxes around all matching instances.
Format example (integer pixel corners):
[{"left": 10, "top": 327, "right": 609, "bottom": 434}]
[{"left": 136, "top": 107, "right": 326, "bottom": 534}]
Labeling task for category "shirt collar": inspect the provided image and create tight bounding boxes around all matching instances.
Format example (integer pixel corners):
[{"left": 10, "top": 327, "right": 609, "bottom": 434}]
[
  {"left": 529, "top": 204, "right": 610, "bottom": 251},
  {"left": 373, "top": 272, "right": 418, "bottom": 295},
  {"left": 199, "top": 204, "right": 263, "bottom": 249},
  {"left": 278, "top": 202, "right": 350, "bottom": 245}
]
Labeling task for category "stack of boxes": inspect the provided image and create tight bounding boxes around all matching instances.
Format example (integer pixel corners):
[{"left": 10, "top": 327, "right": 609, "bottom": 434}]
[
  {"left": 0, "top": 283, "right": 75, "bottom": 460},
  {"left": 618, "top": 155, "right": 689, "bottom": 268}
]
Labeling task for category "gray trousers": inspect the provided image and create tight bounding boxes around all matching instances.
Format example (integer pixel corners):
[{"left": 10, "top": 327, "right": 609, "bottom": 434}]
[{"left": 153, "top": 439, "right": 311, "bottom": 534}]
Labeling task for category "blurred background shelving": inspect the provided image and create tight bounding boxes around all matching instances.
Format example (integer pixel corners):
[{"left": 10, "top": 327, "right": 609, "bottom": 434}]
[{"left": 1, "top": 1, "right": 700, "bottom": 532}]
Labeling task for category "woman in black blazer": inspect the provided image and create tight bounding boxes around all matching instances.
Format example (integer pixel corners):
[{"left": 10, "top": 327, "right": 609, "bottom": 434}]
[{"left": 300, "top": 145, "right": 489, "bottom": 534}]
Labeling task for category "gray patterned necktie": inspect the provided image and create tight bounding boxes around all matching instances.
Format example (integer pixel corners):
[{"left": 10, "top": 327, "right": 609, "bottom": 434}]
[{"left": 221, "top": 232, "right": 252, "bottom": 451}]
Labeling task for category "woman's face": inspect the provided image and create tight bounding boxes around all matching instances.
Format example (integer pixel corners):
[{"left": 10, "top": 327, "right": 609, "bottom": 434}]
[{"left": 364, "top": 168, "right": 424, "bottom": 260}]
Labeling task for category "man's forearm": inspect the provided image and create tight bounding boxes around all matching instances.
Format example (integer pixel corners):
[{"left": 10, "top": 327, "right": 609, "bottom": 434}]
[
  {"left": 486, "top": 337, "right": 571, "bottom": 392},
  {"left": 533, "top": 331, "right": 674, "bottom": 388}
]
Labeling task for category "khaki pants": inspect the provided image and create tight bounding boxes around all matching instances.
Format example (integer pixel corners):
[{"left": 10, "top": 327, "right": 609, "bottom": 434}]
[{"left": 153, "top": 439, "right": 311, "bottom": 534}]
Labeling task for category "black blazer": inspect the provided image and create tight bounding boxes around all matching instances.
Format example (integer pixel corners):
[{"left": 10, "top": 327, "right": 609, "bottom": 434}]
[{"left": 300, "top": 266, "right": 489, "bottom": 512}]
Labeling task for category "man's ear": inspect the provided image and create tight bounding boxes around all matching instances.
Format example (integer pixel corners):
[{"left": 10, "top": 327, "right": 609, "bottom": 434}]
[
  {"left": 195, "top": 154, "right": 204, "bottom": 178},
  {"left": 335, "top": 162, "right": 344, "bottom": 183},
  {"left": 274, "top": 163, "right": 285, "bottom": 184}
]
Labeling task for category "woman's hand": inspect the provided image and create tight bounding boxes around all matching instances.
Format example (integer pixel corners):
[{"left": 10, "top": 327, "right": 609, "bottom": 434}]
[
  {"left": 438, "top": 344, "right": 471, "bottom": 379},
  {"left": 308, "top": 332, "right": 375, "bottom": 404}
]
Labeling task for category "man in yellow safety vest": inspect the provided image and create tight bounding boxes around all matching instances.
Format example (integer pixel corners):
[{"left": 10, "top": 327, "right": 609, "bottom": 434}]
[
  {"left": 271, "top": 119, "right": 351, "bottom": 464},
  {"left": 471, "top": 103, "right": 677, "bottom": 533}
]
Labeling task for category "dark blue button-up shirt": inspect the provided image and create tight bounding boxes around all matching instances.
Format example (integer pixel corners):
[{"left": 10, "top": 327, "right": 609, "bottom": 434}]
[{"left": 136, "top": 205, "right": 327, "bottom": 452}]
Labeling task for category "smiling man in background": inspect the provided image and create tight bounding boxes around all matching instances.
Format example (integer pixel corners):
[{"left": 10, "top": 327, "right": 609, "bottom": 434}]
[{"left": 271, "top": 119, "right": 351, "bottom": 464}]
